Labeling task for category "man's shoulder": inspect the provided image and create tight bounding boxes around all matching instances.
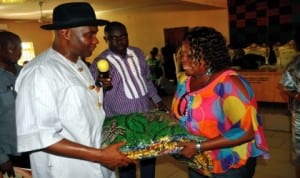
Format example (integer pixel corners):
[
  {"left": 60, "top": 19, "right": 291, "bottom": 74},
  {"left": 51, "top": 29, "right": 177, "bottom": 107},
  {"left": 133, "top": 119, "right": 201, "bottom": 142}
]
[
  {"left": 128, "top": 46, "right": 143, "bottom": 53},
  {"left": 128, "top": 46, "right": 146, "bottom": 59}
]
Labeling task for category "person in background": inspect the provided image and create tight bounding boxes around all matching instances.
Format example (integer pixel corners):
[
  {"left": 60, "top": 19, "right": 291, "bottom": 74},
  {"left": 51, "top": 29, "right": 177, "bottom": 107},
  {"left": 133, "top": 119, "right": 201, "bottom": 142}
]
[
  {"left": 0, "top": 31, "right": 30, "bottom": 178},
  {"left": 171, "top": 26, "right": 269, "bottom": 178},
  {"left": 280, "top": 24, "right": 300, "bottom": 178},
  {"left": 146, "top": 47, "right": 163, "bottom": 88},
  {"left": 161, "top": 41, "right": 176, "bottom": 82},
  {"left": 90, "top": 21, "right": 168, "bottom": 178},
  {"left": 14, "top": 3, "right": 133, "bottom": 178}
]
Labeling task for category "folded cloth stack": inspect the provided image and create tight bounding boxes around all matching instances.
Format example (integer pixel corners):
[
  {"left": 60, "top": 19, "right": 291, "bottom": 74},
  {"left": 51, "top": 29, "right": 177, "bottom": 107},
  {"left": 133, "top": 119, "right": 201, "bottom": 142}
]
[{"left": 101, "top": 110, "right": 212, "bottom": 176}]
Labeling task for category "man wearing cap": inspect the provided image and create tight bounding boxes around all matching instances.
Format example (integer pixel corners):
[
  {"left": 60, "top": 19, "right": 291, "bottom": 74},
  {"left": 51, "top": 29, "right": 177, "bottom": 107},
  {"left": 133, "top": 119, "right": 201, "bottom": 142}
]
[{"left": 14, "top": 2, "right": 133, "bottom": 178}]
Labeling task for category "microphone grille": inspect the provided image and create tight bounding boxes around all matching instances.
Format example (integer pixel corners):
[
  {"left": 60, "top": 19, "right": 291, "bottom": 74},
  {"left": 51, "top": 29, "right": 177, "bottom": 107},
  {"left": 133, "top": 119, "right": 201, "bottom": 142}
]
[{"left": 97, "top": 59, "right": 110, "bottom": 72}]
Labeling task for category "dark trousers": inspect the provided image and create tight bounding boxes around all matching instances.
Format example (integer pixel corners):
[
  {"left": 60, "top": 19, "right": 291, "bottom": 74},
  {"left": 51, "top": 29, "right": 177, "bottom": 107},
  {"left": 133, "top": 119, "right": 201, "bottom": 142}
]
[
  {"left": 119, "top": 158, "right": 156, "bottom": 178},
  {"left": 188, "top": 157, "right": 257, "bottom": 178}
]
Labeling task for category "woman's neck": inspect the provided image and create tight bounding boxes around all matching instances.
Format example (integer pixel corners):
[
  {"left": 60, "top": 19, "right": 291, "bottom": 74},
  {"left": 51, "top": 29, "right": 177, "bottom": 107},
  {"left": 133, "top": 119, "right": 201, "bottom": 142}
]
[
  {"left": 189, "top": 73, "right": 211, "bottom": 91},
  {"left": 189, "top": 70, "right": 223, "bottom": 92}
]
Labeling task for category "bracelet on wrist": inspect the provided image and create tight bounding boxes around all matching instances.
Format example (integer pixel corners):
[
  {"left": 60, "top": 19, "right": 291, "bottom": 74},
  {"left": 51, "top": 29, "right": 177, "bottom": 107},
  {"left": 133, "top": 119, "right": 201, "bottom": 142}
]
[{"left": 195, "top": 142, "right": 202, "bottom": 152}]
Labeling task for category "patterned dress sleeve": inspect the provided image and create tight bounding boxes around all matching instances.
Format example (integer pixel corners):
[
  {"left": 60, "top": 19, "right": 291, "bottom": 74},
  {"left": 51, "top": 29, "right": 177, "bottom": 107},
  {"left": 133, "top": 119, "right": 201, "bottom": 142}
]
[{"left": 220, "top": 74, "right": 269, "bottom": 152}]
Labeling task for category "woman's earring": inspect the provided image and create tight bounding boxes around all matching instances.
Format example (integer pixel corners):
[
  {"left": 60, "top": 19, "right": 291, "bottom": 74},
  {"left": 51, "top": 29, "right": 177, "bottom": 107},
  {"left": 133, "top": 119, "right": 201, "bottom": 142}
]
[{"left": 206, "top": 68, "right": 212, "bottom": 76}]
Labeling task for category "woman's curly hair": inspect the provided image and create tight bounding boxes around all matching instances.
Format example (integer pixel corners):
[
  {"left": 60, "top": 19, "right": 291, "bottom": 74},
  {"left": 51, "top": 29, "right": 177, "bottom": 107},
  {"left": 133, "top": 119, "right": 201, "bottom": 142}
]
[{"left": 184, "top": 26, "right": 231, "bottom": 72}]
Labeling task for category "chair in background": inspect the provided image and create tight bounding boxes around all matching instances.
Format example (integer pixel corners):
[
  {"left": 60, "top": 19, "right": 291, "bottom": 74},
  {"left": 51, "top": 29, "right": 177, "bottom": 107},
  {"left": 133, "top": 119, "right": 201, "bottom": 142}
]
[
  {"left": 273, "top": 40, "right": 299, "bottom": 69},
  {"left": 243, "top": 43, "right": 270, "bottom": 66}
]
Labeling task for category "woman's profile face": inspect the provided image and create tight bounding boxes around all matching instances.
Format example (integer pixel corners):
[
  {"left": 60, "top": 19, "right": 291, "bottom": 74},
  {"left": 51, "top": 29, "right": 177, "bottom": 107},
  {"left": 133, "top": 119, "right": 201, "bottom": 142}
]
[{"left": 179, "top": 41, "right": 207, "bottom": 77}]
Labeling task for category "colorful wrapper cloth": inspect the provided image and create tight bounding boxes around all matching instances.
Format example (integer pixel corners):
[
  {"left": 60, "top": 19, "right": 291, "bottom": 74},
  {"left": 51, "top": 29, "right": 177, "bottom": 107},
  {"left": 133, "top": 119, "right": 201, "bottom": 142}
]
[{"left": 101, "top": 110, "right": 212, "bottom": 176}]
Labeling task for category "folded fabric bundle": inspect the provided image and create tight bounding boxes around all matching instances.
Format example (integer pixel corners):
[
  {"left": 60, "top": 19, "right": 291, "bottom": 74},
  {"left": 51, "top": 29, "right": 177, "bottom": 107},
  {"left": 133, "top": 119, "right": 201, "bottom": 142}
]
[{"left": 101, "top": 110, "right": 212, "bottom": 176}]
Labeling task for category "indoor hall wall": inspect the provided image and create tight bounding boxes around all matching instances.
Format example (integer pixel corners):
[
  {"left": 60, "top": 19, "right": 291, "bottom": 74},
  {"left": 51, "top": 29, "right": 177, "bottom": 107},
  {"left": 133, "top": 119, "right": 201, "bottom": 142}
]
[
  {"left": 92, "top": 9, "right": 229, "bottom": 63},
  {"left": 0, "top": 8, "right": 229, "bottom": 63}
]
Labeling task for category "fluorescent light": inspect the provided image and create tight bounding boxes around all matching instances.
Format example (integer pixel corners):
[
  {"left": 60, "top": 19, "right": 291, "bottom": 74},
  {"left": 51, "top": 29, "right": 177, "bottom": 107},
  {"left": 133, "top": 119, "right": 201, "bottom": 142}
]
[{"left": 0, "top": 0, "right": 26, "bottom": 3}]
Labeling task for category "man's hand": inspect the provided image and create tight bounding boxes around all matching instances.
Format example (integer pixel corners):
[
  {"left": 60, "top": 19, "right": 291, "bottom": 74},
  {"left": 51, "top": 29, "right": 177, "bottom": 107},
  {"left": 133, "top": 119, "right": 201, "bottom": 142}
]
[
  {"left": 97, "top": 76, "right": 112, "bottom": 90},
  {"left": 0, "top": 160, "right": 15, "bottom": 178},
  {"left": 98, "top": 142, "right": 135, "bottom": 170},
  {"left": 46, "top": 139, "right": 134, "bottom": 170}
]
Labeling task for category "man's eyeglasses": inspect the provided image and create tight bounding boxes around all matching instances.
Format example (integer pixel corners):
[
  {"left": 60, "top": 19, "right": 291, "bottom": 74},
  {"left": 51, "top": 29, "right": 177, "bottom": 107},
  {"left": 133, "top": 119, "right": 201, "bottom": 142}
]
[{"left": 108, "top": 34, "right": 128, "bottom": 41}]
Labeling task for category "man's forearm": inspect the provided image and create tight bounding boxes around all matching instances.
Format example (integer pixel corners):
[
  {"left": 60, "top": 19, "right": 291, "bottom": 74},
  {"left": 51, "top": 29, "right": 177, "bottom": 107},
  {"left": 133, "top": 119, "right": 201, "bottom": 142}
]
[{"left": 45, "top": 139, "right": 100, "bottom": 163}]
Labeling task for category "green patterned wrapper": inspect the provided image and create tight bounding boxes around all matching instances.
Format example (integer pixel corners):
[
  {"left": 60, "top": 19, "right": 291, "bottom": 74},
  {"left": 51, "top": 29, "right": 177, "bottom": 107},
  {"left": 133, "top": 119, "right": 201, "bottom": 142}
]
[{"left": 101, "top": 110, "right": 212, "bottom": 176}]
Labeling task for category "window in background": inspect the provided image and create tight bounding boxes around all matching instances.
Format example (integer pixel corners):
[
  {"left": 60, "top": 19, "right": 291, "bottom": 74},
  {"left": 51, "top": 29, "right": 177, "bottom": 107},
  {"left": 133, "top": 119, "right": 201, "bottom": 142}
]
[{"left": 18, "top": 42, "right": 35, "bottom": 66}]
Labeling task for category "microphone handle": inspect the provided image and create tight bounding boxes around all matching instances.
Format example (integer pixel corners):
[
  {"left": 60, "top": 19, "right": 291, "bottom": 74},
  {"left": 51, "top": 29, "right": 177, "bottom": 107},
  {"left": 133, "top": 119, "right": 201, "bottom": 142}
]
[
  {"left": 99, "top": 71, "right": 109, "bottom": 79},
  {"left": 98, "top": 71, "right": 112, "bottom": 90}
]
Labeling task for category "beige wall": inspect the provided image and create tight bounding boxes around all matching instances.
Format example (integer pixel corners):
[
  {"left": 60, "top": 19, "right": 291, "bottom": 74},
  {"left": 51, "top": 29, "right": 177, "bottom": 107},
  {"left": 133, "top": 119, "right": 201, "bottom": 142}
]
[{"left": 0, "top": 8, "right": 229, "bottom": 63}]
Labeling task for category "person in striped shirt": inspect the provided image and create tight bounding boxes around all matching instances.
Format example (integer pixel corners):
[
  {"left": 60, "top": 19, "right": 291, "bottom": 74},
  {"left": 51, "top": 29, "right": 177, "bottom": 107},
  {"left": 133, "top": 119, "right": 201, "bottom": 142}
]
[{"left": 90, "top": 21, "right": 168, "bottom": 178}]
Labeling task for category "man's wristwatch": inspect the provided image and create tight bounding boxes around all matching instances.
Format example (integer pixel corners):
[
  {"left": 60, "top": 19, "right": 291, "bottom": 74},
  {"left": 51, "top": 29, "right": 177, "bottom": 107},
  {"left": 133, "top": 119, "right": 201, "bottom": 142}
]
[{"left": 195, "top": 142, "right": 202, "bottom": 152}]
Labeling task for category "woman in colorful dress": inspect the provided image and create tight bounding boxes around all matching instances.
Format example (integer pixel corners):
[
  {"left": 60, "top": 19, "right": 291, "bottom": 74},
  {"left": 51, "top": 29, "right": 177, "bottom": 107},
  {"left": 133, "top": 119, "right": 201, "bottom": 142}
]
[{"left": 171, "top": 26, "right": 269, "bottom": 178}]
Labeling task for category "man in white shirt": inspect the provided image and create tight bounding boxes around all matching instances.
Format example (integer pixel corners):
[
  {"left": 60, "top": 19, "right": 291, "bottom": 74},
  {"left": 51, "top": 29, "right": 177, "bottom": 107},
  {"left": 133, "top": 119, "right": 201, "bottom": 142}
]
[{"left": 14, "top": 2, "right": 133, "bottom": 178}]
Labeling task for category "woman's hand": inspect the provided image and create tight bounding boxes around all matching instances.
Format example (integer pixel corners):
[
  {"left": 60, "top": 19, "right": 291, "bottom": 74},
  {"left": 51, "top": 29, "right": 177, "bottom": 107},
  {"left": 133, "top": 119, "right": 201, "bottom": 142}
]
[{"left": 177, "top": 142, "right": 198, "bottom": 159}]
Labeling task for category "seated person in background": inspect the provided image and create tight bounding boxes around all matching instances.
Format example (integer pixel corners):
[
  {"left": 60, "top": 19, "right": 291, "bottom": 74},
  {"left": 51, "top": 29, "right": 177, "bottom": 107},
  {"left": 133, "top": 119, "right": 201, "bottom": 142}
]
[
  {"left": 240, "top": 54, "right": 266, "bottom": 69},
  {"left": 232, "top": 48, "right": 265, "bottom": 69}
]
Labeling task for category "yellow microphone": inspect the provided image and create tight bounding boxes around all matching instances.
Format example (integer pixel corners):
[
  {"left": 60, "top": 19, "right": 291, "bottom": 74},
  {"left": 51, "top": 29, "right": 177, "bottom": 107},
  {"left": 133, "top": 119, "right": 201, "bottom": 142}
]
[
  {"left": 96, "top": 59, "right": 112, "bottom": 90},
  {"left": 97, "top": 59, "right": 110, "bottom": 79}
]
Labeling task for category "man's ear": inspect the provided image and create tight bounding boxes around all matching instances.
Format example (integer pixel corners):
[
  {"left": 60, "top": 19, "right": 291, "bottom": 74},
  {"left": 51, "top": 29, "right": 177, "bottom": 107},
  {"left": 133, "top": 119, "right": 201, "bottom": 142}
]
[
  {"left": 103, "top": 32, "right": 109, "bottom": 43},
  {"left": 59, "top": 29, "right": 71, "bottom": 40}
]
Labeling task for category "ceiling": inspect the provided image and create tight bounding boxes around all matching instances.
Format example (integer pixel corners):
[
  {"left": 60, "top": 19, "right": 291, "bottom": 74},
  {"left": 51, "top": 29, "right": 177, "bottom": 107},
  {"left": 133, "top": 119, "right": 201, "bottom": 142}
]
[{"left": 0, "top": 0, "right": 227, "bottom": 21}]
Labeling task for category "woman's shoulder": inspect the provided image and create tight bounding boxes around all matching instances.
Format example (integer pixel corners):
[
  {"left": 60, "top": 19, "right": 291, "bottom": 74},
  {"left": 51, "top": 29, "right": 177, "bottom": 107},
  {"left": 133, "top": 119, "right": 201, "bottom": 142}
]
[
  {"left": 215, "top": 70, "right": 249, "bottom": 91},
  {"left": 213, "top": 69, "right": 238, "bottom": 81}
]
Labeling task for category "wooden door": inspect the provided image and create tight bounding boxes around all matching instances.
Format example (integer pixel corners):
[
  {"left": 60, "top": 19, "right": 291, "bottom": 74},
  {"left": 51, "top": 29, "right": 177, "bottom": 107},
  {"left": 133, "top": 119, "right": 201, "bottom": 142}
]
[
  {"left": 162, "top": 27, "right": 188, "bottom": 81},
  {"left": 164, "top": 27, "right": 188, "bottom": 50}
]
